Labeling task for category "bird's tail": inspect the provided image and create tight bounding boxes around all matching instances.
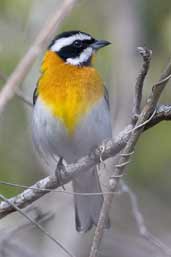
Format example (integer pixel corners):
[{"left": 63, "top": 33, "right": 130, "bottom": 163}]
[{"left": 72, "top": 166, "right": 110, "bottom": 232}]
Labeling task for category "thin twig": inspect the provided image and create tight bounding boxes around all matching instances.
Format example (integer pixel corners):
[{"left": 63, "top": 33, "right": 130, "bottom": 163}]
[
  {"left": 154, "top": 73, "right": 171, "bottom": 86},
  {"left": 0, "top": 0, "right": 77, "bottom": 113},
  {"left": 89, "top": 59, "right": 171, "bottom": 257},
  {"left": 132, "top": 47, "right": 152, "bottom": 123},
  {"left": 145, "top": 104, "right": 171, "bottom": 130},
  {"left": 121, "top": 181, "right": 171, "bottom": 256},
  {"left": 128, "top": 108, "right": 156, "bottom": 133},
  {"left": 0, "top": 179, "right": 115, "bottom": 196},
  {"left": 0, "top": 194, "right": 75, "bottom": 257}
]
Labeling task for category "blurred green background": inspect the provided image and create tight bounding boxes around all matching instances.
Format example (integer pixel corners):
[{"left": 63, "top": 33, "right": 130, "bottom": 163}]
[{"left": 0, "top": 1, "right": 171, "bottom": 256}]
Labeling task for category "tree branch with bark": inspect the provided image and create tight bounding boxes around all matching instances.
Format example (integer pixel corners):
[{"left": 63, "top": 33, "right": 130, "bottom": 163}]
[{"left": 89, "top": 50, "right": 171, "bottom": 257}]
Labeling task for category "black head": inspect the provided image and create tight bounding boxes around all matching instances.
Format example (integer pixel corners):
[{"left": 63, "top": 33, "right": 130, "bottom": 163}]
[{"left": 48, "top": 31, "right": 111, "bottom": 66}]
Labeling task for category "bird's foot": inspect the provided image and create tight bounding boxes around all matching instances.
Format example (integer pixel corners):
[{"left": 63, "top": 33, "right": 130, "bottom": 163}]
[{"left": 55, "top": 157, "right": 67, "bottom": 190}]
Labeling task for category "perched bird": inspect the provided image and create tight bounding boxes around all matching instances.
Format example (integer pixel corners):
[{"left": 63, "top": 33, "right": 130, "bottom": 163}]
[{"left": 32, "top": 30, "right": 112, "bottom": 232}]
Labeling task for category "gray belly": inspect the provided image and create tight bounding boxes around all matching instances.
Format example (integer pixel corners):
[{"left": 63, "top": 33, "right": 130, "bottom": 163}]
[{"left": 32, "top": 97, "right": 112, "bottom": 164}]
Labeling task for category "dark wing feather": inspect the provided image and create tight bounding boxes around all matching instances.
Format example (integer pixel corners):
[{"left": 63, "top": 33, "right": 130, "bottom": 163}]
[{"left": 104, "top": 86, "right": 110, "bottom": 110}]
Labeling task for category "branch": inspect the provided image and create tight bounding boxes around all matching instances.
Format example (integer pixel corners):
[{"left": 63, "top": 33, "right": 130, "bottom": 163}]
[
  {"left": 145, "top": 104, "right": 171, "bottom": 130},
  {"left": 89, "top": 56, "right": 171, "bottom": 257},
  {"left": 132, "top": 47, "right": 152, "bottom": 123},
  {"left": 0, "top": 0, "right": 77, "bottom": 113}
]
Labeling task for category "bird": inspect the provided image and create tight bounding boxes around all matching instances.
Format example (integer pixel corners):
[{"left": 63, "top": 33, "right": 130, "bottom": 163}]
[{"left": 32, "top": 30, "right": 112, "bottom": 232}]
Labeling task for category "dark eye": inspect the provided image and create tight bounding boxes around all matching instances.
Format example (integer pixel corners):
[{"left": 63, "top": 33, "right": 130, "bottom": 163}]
[{"left": 73, "top": 40, "right": 82, "bottom": 48}]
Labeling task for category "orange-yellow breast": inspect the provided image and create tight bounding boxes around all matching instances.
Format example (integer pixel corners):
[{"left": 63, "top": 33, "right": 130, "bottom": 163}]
[{"left": 37, "top": 51, "right": 104, "bottom": 134}]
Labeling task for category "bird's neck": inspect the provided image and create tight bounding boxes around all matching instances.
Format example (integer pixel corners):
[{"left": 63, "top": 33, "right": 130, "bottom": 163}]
[{"left": 37, "top": 51, "right": 104, "bottom": 134}]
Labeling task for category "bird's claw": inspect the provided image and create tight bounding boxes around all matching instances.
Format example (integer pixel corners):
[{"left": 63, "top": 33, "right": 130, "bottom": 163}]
[{"left": 55, "top": 157, "right": 66, "bottom": 190}]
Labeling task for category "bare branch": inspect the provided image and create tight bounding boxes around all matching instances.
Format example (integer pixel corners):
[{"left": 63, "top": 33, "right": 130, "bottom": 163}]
[
  {"left": 121, "top": 181, "right": 171, "bottom": 256},
  {"left": 0, "top": 0, "right": 77, "bottom": 113},
  {"left": 0, "top": 195, "right": 75, "bottom": 257},
  {"left": 132, "top": 47, "right": 152, "bottom": 123},
  {"left": 89, "top": 60, "right": 171, "bottom": 257},
  {"left": 144, "top": 104, "right": 171, "bottom": 130},
  {"left": 0, "top": 180, "right": 115, "bottom": 196}
]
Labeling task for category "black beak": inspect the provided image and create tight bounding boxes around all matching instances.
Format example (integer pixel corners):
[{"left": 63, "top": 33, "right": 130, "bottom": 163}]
[{"left": 91, "top": 40, "right": 111, "bottom": 50}]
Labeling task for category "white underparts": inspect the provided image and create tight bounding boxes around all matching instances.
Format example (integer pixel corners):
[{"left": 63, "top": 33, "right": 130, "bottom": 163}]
[
  {"left": 66, "top": 47, "right": 93, "bottom": 66},
  {"left": 50, "top": 33, "right": 91, "bottom": 52}
]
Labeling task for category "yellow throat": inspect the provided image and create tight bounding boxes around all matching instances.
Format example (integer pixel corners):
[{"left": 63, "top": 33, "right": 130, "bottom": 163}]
[{"left": 37, "top": 51, "right": 104, "bottom": 134}]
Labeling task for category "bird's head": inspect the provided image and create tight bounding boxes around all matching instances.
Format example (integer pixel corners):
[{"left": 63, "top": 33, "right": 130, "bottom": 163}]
[{"left": 48, "top": 30, "right": 111, "bottom": 66}]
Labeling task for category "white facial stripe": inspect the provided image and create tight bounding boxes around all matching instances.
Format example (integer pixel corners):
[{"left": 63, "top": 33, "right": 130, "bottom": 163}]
[
  {"left": 66, "top": 47, "right": 93, "bottom": 65},
  {"left": 50, "top": 33, "right": 91, "bottom": 52}
]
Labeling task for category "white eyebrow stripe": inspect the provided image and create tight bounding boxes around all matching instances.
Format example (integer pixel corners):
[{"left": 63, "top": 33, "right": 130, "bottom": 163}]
[
  {"left": 66, "top": 47, "right": 93, "bottom": 65},
  {"left": 50, "top": 33, "right": 91, "bottom": 52}
]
